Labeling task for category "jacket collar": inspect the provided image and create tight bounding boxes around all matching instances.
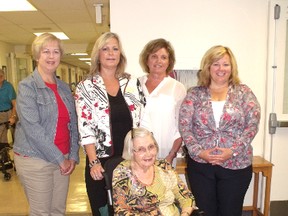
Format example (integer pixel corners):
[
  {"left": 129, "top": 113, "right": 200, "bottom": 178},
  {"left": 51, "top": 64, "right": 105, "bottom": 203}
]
[{"left": 33, "top": 68, "right": 59, "bottom": 89}]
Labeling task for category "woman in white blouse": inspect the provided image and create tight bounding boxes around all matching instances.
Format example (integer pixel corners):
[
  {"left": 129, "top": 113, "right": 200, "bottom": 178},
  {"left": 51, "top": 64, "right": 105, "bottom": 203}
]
[{"left": 139, "top": 38, "right": 186, "bottom": 165}]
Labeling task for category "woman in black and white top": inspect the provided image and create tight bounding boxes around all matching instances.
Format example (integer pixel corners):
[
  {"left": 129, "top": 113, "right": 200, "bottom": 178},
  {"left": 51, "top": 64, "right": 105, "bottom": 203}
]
[{"left": 75, "top": 32, "right": 145, "bottom": 216}]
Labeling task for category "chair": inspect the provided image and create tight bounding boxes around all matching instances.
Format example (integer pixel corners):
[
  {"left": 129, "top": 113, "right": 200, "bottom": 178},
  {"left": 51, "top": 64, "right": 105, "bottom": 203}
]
[
  {"left": 103, "top": 156, "right": 124, "bottom": 216},
  {"left": 191, "top": 209, "right": 205, "bottom": 216},
  {"left": 103, "top": 156, "right": 205, "bottom": 216}
]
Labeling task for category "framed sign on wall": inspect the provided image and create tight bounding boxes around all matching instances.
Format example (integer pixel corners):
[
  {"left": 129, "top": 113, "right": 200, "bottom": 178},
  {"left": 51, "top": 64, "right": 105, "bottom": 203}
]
[{"left": 2, "top": 65, "right": 7, "bottom": 74}]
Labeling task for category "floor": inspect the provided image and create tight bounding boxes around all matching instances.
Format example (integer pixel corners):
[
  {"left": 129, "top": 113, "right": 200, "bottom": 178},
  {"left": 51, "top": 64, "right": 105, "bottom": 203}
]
[
  {"left": 270, "top": 200, "right": 288, "bottom": 216},
  {"left": 0, "top": 149, "right": 92, "bottom": 216}
]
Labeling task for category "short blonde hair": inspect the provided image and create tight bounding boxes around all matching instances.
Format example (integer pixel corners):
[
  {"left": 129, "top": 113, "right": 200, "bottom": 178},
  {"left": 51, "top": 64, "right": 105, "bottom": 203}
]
[
  {"left": 31, "top": 33, "right": 64, "bottom": 61},
  {"left": 122, "top": 127, "right": 158, "bottom": 160},
  {"left": 89, "top": 32, "right": 127, "bottom": 78},
  {"left": 198, "top": 45, "right": 240, "bottom": 87},
  {"left": 139, "top": 38, "right": 175, "bottom": 74}
]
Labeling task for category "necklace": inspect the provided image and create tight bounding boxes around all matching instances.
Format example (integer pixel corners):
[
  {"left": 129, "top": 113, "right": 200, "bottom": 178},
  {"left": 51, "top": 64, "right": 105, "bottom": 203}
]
[{"left": 132, "top": 165, "right": 155, "bottom": 186}]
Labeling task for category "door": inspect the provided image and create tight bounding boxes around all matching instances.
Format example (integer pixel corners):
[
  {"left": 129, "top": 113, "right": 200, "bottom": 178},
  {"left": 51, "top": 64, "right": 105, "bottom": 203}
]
[{"left": 265, "top": 0, "right": 288, "bottom": 212}]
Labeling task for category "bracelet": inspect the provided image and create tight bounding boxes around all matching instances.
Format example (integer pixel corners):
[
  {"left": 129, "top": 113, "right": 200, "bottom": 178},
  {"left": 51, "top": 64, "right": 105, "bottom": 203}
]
[
  {"left": 89, "top": 158, "right": 101, "bottom": 168},
  {"left": 10, "top": 114, "right": 17, "bottom": 118}
]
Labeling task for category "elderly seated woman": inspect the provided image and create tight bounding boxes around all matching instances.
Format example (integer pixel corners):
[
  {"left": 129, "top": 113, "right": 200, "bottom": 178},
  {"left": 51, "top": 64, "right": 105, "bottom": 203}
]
[{"left": 112, "top": 127, "right": 196, "bottom": 216}]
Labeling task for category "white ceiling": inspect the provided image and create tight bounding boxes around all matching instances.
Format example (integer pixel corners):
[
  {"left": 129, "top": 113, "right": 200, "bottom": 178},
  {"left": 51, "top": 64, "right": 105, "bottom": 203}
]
[{"left": 0, "top": 0, "right": 110, "bottom": 70}]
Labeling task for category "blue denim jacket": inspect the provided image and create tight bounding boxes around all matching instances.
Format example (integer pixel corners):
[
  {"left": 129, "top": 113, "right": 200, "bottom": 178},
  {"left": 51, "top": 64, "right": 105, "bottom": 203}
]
[{"left": 13, "top": 69, "right": 79, "bottom": 165}]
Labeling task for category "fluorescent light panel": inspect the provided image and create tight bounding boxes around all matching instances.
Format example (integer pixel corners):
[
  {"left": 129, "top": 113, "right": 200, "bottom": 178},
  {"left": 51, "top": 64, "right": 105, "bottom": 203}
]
[
  {"left": 79, "top": 58, "right": 91, "bottom": 61},
  {"left": 0, "top": 0, "right": 37, "bottom": 12},
  {"left": 34, "top": 32, "right": 69, "bottom": 40}
]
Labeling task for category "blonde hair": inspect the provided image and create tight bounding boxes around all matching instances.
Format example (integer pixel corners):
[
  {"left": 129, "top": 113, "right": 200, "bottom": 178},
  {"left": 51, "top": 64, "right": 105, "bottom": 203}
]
[
  {"left": 198, "top": 45, "right": 240, "bottom": 87},
  {"left": 122, "top": 127, "right": 158, "bottom": 160},
  {"left": 89, "top": 32, "right": 127, "bottom": 78},
  {"left": 31, "top": 33, "right": 64, "bottom": 61},
  {"left": 139, "top": 38, "right": 175, "bottom": 74}
]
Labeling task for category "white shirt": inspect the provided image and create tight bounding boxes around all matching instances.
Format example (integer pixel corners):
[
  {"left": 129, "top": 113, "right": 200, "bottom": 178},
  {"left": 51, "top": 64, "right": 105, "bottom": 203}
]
[
  {"left": 211, "top": 100, "right": 225, "bottom": 128},
  {"left": 139, "top": 75, "right": 187, "bottom": 161}
]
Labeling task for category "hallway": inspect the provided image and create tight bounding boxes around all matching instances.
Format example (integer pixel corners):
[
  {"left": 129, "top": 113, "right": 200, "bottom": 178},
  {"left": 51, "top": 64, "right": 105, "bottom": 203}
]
[{"left": 0, "top": 150, "right": 92, "bottom": 216}]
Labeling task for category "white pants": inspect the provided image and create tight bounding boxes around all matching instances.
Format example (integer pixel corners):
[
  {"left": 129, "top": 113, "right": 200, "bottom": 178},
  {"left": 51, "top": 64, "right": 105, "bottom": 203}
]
[{"left": 14, "top": 154, "right": 70, "bottom": 216}]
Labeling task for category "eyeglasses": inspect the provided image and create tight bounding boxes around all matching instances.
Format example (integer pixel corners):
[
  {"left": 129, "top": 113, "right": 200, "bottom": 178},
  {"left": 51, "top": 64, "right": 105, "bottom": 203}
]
[{"left": 133, "top": 144, "right": 157, "bottom": 155}]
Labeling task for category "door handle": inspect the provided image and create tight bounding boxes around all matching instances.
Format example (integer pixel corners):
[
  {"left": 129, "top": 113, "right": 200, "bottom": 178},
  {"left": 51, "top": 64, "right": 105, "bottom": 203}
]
[{"left": 269, "top": 113, "right": 288, "bottom": 134}]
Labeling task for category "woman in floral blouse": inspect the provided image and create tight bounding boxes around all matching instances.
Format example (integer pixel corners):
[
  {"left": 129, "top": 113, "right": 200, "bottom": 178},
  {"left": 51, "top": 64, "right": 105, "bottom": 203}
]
[
  {"left": 179, "top": 45, "right": 261, "bottom": 216},
  {"left": 75, "top": 32, "right": 145, "bottom": 216},
  {"left": 113, "top": 127, "right": 196, "bottom": 216}
]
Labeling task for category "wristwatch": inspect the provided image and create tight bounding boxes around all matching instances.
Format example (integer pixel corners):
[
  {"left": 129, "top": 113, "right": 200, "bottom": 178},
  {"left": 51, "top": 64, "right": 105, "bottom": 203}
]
[{"left": 89, "top": 158, "right": 101, "bottom": 168}]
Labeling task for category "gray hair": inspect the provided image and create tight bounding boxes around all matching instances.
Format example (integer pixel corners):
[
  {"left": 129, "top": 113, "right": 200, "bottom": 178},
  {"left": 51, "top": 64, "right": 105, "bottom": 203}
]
[{"left": 122, "top": 127, "right": 158, "bottom": 160}]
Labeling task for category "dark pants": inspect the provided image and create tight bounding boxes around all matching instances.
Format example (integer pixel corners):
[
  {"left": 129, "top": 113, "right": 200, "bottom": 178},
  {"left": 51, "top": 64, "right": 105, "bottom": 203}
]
[
  {"left": 85, "top": 157, "right": 111, "bottom": 216},
  {"left": 187, "top": 157, "right": 252, "bottom": 216}
]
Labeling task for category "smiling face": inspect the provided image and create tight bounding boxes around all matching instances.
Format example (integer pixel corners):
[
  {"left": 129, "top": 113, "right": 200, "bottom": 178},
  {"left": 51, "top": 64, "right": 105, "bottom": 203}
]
[
  {"left": 132, "top": 135, "right": 158, "bottom": 170},
  {"left": 209, "top": 54, "right": 232, "bottom": 87},
  {"left": 37, "top": 40, "right": 61, "bottom": 74},
  {"left": 99, "top": 37, "right": 120, "bottom": 71},
  {"left": 147, "top": 48, "right": 169, "bottom": 76}
]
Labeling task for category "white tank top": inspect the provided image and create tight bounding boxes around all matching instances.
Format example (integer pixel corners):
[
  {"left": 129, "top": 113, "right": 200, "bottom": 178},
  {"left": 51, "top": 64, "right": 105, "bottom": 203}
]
[{"left": 211, "top": 101, "right": 225, "bottom": 128}]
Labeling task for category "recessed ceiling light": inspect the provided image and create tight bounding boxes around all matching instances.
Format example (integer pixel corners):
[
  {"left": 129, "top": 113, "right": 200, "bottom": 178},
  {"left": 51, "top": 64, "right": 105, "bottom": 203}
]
[
  {"left": 34, "top": 32, "right": 69, "bottom": 40},
  {"left": 0, "top": 0, "right": 37, "bottom": 12}
]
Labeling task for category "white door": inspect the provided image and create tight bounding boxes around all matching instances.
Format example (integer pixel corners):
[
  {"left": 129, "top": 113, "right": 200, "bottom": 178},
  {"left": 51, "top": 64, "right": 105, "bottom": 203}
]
[{"left": 266, "top": 0, "right": 288, "bottom": 203}]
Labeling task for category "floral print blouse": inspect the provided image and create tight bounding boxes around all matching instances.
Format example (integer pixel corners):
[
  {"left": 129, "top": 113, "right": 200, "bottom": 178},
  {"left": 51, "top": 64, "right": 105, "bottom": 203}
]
[
  {"left": 112, "top": 159, "right": 195, "bottom": 216},
  {"left": 75, "top": 74, "right": 145, "bottom": 158},
  {"left": 179, "top": 84, "right": 261, "bottom": 170}
]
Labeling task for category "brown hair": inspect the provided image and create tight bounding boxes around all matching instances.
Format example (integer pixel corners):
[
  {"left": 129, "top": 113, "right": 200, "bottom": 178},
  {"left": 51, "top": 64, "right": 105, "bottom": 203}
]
[{"left": 139, "top": 38, "right": 175, "bottom": 74}]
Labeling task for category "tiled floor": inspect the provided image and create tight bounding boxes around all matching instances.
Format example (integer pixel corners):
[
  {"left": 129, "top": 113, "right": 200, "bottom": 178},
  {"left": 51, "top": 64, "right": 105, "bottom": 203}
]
[{"left": 0, "top": 150, "right": 92, "bottom": 216}]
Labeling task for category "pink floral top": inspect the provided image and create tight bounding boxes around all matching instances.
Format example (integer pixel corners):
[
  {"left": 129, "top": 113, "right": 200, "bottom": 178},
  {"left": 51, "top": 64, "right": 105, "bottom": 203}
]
[{"left": 179, "top": 84, "right": 261, "bottom": 169}]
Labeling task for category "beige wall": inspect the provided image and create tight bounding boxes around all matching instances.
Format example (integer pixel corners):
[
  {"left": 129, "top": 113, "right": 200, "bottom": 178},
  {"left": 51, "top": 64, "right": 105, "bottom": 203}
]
[
  {"left": 0, "top": 42, "right": 87, "bottom": 92},
  {"left": 111, "top": 0, "right": 267, "bottom": 157},
  {"left": 0, "top": 41, "right": 14, "bottom": 81},
  {"left": 110, "top": 0, "right": 288, "bottom": 205}
]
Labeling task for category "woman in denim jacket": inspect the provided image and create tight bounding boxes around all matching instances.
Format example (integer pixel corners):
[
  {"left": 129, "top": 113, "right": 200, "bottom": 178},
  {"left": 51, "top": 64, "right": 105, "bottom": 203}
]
[
  {"left": 75, "top": 32, "right": 145, "bottom": 216},
  {"left": 13, "top": 33, "right": 79, "bottom": 216}
]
